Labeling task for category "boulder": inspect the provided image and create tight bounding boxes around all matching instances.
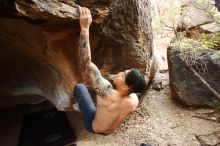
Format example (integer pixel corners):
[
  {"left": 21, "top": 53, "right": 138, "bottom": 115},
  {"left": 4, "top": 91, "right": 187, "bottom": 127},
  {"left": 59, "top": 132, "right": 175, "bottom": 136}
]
[
  {"left": 176, "top": 0, "right": 218, "bottom": 36},
  {"left": 0, "top": 0, "right": 155, "bottom": 110},
  {"left": 200, "top": 22, "right": 220, "bottom": 33},
  {"left": 168, "top": 47, "right": 220, "bottom": 107}
]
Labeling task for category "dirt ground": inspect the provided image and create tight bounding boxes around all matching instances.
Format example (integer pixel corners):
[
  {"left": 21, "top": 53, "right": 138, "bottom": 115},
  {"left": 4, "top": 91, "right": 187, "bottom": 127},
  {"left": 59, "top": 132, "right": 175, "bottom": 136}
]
[{"left": 65, "top": 37, "right": 220, "bottom": 146}]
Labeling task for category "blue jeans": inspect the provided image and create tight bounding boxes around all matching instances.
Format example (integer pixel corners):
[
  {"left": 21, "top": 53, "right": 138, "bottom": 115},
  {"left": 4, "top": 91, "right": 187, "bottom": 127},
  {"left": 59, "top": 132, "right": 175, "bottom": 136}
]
[{"left": 73, "top": 84, "right": 96, "bottom": 133}]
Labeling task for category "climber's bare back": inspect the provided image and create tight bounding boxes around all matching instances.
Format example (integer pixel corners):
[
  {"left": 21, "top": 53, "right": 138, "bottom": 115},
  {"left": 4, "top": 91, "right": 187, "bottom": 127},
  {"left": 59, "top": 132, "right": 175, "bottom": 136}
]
[{"left": 92, "top": 84, "right": 139, "bottom": 134}]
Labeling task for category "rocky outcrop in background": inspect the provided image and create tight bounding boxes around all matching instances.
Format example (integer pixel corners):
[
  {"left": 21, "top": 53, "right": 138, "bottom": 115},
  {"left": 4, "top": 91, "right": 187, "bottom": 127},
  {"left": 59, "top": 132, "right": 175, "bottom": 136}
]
[
  {"left": 168, "top": 0, "right": 220, "bottom": 107},
  {"left": 0, "top": 0, "right": 155, "bottom": 110},
  {"left": 168, "top": 48, "right": 220, "bottom": 107}
]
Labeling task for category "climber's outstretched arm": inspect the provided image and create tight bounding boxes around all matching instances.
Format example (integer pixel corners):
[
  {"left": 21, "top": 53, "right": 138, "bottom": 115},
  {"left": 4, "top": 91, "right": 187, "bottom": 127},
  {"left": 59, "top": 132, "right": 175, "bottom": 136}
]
[{"left": 78, "top": 7, "right": 112, "bottom": 97}]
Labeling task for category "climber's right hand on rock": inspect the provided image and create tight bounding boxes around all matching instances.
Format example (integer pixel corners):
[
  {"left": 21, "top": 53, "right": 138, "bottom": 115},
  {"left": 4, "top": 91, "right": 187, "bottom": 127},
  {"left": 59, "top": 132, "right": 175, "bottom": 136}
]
[{"left": 79, "top": 7, "right": 92, "bottom": 31}]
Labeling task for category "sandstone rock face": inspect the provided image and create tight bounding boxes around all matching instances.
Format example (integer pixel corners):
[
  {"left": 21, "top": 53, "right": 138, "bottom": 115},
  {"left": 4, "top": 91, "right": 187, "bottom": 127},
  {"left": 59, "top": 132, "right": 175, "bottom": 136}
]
[
  {"left": 0, "top": 0, "right": 154, "bottom": 110},
  {"left": 168, "top": 48, "right": 220, "bottom": 107}
]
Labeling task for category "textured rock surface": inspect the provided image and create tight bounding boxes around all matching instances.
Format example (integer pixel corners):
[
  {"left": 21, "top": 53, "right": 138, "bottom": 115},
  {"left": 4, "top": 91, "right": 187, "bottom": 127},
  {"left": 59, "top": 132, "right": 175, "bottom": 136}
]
[
  {"left": 168, "top": 48, "right": 220, "bottom": 107},
  {"left": 197, "top": 131, "right": 220, "bottom": 146},
  {"left": 178, "top": 6, "right": 213, "bottom": 29},
  {"left": 177, "top": 0, "right": 215, "bottom": 30},
  {"left": 0, "top": 0, "right": 154, "bottom": 110}
]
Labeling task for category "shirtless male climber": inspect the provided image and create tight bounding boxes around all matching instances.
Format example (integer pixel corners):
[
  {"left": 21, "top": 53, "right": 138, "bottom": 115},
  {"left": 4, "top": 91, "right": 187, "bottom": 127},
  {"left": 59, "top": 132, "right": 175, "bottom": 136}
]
[{"left": 73, "top": 6, "right": 147, "bottom": 135}]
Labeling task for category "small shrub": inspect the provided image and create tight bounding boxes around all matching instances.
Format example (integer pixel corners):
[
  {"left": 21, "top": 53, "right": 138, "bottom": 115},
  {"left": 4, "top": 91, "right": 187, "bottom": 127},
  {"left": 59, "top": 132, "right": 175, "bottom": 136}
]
[{"left": 210, "top": 98, "right": 220, "bottom": 109}]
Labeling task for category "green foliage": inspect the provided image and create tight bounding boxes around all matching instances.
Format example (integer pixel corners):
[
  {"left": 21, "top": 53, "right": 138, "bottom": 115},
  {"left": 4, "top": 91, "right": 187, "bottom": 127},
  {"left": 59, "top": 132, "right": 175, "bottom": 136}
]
[
  {"left": 200, "top": 32, "right": 220, "bottom": 49},
  {"left": 210, "top": 98, "right": 220, "bottom": 109},
  {"left": 171, "top": 37, "right": 196, "bottom": 53},
  {"left": 152, "top": 0, "right": 182, "bottom": 36},
  {"left": 194, "top": 0, "right": 217, "bottom": 15},
  {"left": 171, "top": 32, "right": 220, "bottom": 53}
]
